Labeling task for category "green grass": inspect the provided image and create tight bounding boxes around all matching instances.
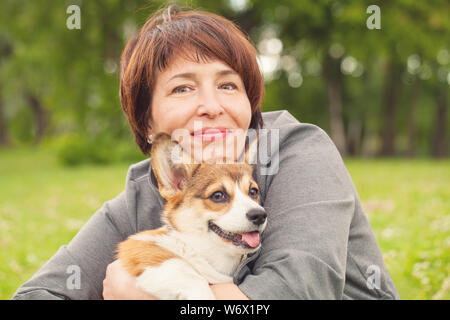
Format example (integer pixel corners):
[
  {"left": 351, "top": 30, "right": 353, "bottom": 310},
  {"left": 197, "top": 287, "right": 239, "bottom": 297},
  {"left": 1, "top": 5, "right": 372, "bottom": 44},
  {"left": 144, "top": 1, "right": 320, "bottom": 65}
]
[
  {"left": 0, "top": 147, "right": 449, "bottom": 299},
  {"left": 0, "top": 146, "right": 127, "bottom": 299},
  {"left": 345, "top": 158, "right": 450, "bottom": 300}
]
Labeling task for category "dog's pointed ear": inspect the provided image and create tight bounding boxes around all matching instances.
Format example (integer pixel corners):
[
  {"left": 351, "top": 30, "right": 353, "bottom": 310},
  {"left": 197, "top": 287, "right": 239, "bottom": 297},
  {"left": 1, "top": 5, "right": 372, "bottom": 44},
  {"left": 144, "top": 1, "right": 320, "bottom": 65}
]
[{"left": 151, "top": 133, "right": 199, "bottom": 199}]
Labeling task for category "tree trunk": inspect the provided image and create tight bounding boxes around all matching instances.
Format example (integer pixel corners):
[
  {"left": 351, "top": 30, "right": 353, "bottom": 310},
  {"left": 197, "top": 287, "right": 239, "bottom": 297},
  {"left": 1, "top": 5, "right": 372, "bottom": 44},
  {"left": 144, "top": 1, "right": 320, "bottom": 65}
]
[
  {"left": 378, "top": 59, "right": 403, "bottom": 156},
  {"left": 0, "top": 89, "right": 10, "bottom": 146},
  {"left": 347, "top": 116, "right": 363, "bottom": 156},
  {"left": 0, "top": 38, "right": 13, "bottom": 146},
  {"left": 432, "top": 85, "right": 448, "bottom": 158},
  {"left": 322, "top": 54, "right": 347, "bottom": 157},
  {"left": 25, "top": 91, "right": 48, "bottom": 144},
  {"left": 407, "top": 79, "right": 420, "bottom": 157}
]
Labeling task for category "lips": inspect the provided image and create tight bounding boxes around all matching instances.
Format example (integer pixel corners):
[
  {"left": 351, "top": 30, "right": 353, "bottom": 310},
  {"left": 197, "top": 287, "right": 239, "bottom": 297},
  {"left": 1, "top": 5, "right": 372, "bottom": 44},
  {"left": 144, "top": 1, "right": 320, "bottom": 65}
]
[{"left": 191, "top": 127, "right": 231, "bottom": 142}]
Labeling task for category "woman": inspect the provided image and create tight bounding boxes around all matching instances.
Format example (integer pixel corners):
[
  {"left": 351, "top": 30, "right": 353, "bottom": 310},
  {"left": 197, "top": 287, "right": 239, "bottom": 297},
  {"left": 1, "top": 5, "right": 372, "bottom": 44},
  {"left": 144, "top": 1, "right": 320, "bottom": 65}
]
[{"left": 12, "top": 5, "right": 399, "bottom": 300}]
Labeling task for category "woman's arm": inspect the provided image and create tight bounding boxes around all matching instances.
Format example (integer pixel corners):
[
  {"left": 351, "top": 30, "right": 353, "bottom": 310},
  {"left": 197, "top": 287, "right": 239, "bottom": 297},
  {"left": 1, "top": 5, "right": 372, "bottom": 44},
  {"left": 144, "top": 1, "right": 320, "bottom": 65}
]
[
  {"left": 236, "top": 113, "right": 398, "bottom": 299},
  {"left": 12, "top": 158, "right": 168, "bottom": 300}
]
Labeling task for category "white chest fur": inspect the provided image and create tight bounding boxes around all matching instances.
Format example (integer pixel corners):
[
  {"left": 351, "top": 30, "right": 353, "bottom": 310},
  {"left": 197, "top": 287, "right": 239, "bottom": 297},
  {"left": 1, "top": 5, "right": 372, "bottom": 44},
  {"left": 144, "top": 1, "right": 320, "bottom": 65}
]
[{"left": 130, "top": 230, "right": 245, "bottom": 299}]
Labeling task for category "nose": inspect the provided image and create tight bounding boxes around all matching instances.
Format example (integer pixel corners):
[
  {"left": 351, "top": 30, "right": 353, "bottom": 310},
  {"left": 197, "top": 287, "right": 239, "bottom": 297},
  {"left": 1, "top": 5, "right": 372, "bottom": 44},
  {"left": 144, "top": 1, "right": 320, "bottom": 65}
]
[
  {"left": 196, "top": 87, "right": 224, "bottom": 118},
  {"left": 246, "top": 209, "right": 267, "bottom": 226}
]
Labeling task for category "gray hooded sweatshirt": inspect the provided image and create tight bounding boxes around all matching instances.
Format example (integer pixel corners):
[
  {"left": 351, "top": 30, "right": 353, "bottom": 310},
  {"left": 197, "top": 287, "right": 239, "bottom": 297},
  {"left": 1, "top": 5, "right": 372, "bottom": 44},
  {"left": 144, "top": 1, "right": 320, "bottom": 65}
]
[{"left": 12, "top": 110, "right": 399, "bottom": 300}]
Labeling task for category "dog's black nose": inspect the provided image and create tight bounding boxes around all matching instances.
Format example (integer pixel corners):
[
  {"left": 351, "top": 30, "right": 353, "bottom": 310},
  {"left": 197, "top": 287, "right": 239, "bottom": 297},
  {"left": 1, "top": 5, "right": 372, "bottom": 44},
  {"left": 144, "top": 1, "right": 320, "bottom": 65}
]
[{"left": 246, "top": 209, "right": 267, "bottom": 226}]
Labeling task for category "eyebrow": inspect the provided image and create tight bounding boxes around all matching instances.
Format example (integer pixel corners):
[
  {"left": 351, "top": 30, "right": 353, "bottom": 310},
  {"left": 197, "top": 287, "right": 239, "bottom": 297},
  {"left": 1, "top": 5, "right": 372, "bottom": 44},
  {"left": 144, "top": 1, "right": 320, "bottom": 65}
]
[{"left": 168, "top": 69, "right": 238, "bottom": 82}]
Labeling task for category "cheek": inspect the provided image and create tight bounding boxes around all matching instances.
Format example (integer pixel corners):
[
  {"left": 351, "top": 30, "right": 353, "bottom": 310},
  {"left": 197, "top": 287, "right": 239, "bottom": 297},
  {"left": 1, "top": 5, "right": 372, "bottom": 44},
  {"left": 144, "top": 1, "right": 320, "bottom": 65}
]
[
  {"left": 151, "top": 101, "right": 193, "bottom": 134},
  {"left": 227, "top": 95, "right": 252, "bottom": 129}
]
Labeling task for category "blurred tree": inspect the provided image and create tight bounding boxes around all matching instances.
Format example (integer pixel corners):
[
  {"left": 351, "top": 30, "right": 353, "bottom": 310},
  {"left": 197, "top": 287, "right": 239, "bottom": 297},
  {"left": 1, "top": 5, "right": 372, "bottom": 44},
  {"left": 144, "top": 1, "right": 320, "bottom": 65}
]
[
  {"left": 370, "top": 0, "right": 450, "bottom": 156},
  {"left": 432, "top": 81, "right": 448, "bottom": 157},
  {"left": 0, "top": 0, "right": 448, "bottom": 160},
  {"left": 0, "top": 35, "right": 13, "bottom": 146}
]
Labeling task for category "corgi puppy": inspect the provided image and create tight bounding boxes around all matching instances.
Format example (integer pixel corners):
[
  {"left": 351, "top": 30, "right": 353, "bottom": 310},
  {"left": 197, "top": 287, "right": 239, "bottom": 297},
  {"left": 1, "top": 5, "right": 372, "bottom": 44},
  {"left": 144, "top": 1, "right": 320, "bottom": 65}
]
[{"left": 116, "top": 133, "right": 267, "bottom": 300}]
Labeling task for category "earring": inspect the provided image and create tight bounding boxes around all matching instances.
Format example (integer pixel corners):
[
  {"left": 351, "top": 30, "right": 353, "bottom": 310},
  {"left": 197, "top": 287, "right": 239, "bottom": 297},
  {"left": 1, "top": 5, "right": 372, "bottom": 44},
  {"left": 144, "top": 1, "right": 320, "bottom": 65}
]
[{"left": 147, "top": 134, "right": 153, "bottom": 144}]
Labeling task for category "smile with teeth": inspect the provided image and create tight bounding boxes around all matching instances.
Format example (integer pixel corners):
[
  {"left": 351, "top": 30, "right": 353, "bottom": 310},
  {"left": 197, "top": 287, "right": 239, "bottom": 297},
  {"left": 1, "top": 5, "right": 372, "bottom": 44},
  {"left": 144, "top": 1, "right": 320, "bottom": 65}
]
[{"left": 208, "top": 221, "right": 261, "bottom": 248}]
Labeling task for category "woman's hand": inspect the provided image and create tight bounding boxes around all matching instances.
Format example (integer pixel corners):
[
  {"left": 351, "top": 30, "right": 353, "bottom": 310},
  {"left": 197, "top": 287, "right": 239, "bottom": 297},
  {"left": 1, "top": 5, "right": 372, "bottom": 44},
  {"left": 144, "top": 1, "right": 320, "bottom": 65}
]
[
  {"left": 102, "top": 260, "right": 156, "bottom": 300},
  {"left": 102, "top": 260, "right": 248, "bottom": 300},
  {"left": 209, "top": 283, "right": 250, "bottom": 300}
]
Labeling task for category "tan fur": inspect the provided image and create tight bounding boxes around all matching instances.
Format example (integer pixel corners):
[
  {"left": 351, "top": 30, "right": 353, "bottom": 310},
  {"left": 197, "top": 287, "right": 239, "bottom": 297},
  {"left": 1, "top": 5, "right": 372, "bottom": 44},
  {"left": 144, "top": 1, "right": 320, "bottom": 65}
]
[
  {"left": 138, "top": 226, "right": 170, "bottom": 237},
  {"left": 164, "top": 194, "right": 185, "bottom": 230},
  {"left": 119, "top": 163, "right": 259, "bottom": 276},
  {"left": 151, "top": 133, "right": 200, "bottom": 199},
  {"left": 116, "top": 227, "right": 177, "bottom": 276},
  {"left": 117, "top": 133, "right": 264, "bottom": 295},
  {"left": 160, "top": 163, "right": 259, "bottom": 230},
  {"left": 182, "top": 164, "right": 257, "bottom": 212}
]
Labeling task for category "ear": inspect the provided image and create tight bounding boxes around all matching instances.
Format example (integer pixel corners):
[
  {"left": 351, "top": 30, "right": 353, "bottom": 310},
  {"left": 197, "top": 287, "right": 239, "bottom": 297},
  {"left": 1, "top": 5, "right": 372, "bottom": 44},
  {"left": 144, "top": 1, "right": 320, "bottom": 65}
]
[{"left": 151, "top": 133, "right": 199, "bottom": 199}]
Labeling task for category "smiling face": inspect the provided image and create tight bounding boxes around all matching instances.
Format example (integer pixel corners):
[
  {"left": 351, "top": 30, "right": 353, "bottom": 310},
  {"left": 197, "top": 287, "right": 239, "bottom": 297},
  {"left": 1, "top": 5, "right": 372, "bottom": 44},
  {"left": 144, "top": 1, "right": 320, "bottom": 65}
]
[{"left": 149, "top": 56, "right": 252, "bottom": 163}]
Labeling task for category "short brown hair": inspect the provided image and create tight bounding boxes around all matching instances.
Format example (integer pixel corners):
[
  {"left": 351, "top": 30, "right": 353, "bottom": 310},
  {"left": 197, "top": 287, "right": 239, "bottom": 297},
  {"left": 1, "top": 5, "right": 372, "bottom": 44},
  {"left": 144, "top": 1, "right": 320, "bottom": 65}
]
[{"left": 119, "top": 4, "right": 265, "bottom": 155}]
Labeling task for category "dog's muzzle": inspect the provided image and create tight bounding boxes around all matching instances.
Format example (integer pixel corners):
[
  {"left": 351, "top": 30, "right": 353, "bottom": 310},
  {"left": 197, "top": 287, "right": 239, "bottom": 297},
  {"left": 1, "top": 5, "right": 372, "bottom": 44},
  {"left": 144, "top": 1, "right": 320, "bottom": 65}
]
[{"left": 208, "top": 221, "right": 262, "bottom": 249}]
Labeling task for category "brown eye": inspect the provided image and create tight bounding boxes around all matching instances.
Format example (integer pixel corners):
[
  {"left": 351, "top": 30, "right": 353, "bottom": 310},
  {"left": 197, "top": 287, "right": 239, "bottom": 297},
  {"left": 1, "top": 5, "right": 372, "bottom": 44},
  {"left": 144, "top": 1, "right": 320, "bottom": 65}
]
[
  {"left": 249, "top": 187, "right": 259, "bottom": 198},
  {"left": 220, "top": 82, "right": 237, "bottom": 90},
  {"left": 209, "top": 191, "right": 228, "bottom": 203},
  {"left": 172, "top": 85, "right": 193, "bottom": 94}
]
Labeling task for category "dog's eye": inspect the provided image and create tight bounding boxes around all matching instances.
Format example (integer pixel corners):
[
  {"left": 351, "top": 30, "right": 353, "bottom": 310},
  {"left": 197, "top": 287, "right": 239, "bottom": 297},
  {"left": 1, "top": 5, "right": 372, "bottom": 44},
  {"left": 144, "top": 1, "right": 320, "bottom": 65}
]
[
  {"left": 249, "top": 187, "right": 259, "bottom": 198},
  {"left": 210, "top": 191, "right": 227, "bottom": 202},
  {"left": 209, "top": 191, "right": 228, "bottom": 203}
]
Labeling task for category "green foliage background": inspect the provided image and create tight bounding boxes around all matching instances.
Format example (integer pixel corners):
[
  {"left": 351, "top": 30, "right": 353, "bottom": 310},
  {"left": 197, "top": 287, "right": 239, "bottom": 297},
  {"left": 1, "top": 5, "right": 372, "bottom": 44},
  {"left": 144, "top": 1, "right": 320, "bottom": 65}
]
[
  {"left": 0, "top": 0, "right": 449, "bottom": 159},
  {"left": 0, "top": 0, "right": 449, "bottom": 300}
]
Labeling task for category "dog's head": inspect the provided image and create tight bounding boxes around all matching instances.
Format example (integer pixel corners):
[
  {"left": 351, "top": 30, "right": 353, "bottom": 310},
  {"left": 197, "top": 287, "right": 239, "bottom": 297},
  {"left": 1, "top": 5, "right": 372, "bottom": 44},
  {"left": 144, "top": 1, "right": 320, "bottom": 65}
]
[{"left": 151, "top": 133, "right": 267, "bottom": 254}]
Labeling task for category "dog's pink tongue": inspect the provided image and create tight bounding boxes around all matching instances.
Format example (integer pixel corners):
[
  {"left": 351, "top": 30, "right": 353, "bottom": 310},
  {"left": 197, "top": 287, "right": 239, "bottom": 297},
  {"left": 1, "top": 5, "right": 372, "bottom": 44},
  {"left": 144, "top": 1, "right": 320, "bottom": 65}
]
[{"left": 242, "top": 232, "right": 260, "bottom": 248}]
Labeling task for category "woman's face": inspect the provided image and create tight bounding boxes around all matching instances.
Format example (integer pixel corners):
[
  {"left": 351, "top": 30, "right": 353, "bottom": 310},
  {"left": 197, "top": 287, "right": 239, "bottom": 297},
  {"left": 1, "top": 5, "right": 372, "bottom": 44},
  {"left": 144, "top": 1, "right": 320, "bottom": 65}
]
[{"left": 149, "top": 56, "right": 252, "bottom": 163}]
